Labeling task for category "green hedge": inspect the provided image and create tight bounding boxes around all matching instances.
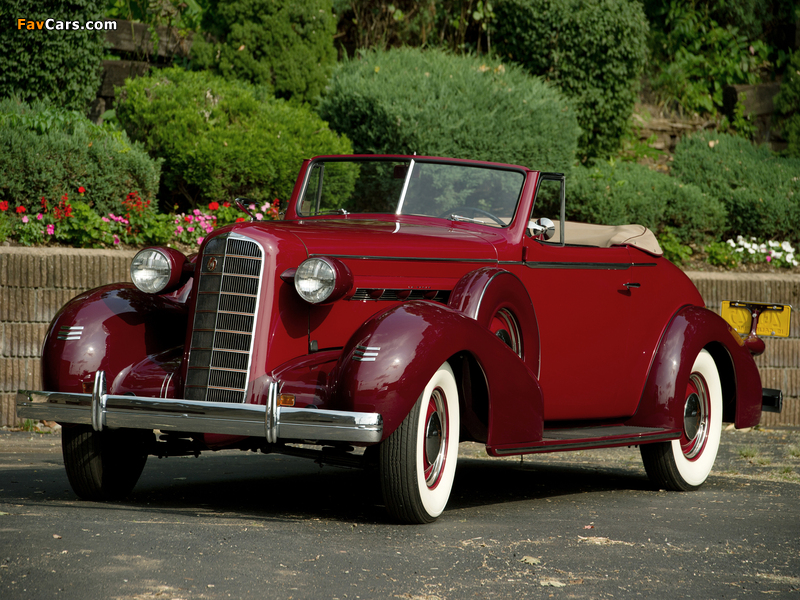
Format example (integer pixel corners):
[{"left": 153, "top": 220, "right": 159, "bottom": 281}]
[
  {"left": 115, "top": 68, "right": 352, "bottom": 208},
  {"left": 0, "top": 0, "right": 105, "bottom": 111},
  {"left": 493, "top": 0, "right": 648, "bottom": 160},
  {"left": 317, "top": 48, "right": 579, "bottom": 174},
  {"left": 568, "top": 161, "right": 726, "bottom": 243},
  {"left": 0, "top": 99, "right": 161, "bottom": 215},
  {"left": 671, "top": 132, "right": 800, "bottom": 242},
  {"left": 191, "top": 0, "right": 337, "bottom": 104}
]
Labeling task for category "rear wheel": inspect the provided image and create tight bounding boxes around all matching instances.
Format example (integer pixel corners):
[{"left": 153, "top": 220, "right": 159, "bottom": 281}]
[
  {"left": 640, "top": 349, "right": 722, "bottom": 491},
  {"left": 62, "top": 425, "right": 151, "bottom": 500},
  {"left": 380, "top": 362, "right": 460, "bottom": 523}
]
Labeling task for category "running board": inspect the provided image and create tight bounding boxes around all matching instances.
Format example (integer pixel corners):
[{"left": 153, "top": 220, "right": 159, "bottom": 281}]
[{"left": 488, "top": 426, "right": 680, "bottom": 457}]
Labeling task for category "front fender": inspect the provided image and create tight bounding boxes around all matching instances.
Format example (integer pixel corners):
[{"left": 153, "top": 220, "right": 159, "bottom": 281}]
[
  {"left": 42, "top": 284, "right": 188, "bottom": 395},
  {"left": 627, "top": 305, "right": 762, "bottom": 431},
  {"left": 331, "top": 301, "right": 543, "bottom": 445}
]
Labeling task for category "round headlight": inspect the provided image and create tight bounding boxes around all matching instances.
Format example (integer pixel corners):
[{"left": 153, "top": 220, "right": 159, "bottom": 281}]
[
  {"left": 131, "top": 248, "right": 180, "bottom": 294},
  {"left": 295, "top": 258, "right": 336, "bottom": 303}
]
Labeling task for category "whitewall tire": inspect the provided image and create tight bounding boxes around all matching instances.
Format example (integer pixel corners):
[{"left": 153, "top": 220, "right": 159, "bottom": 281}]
[
  {"left": 641, "top": 349, "right": 723, "bottom": 491},
  {"left": 380, "top": 362, "right": 460, "bottom": 523}
]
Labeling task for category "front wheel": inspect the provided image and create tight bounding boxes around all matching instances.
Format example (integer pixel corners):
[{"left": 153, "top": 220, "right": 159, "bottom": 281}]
[
  {"left": 640, "top": 349, "right": 723, "bottom": 491},
  {"left": 62, "top": 425, "right": 151, "bottom": 500},
  {"left": 379, "top": 362, "right": 460, "bottom": 523}
]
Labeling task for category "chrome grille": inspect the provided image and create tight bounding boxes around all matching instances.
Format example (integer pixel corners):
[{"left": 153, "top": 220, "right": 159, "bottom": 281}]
[{"left": 185, "top": 233, "right": 264, "bottom": 403}]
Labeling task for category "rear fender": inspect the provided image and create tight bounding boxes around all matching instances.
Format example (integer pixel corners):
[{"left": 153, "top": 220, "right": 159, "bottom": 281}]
[
  {"left": 42, "top": 284, "right": 188, "bottom": 395},
  {"left": 331, "top": 301, "right": 543, "bottom": 445},
  {"left": 448, "top": 266, "right": 540, "bottom": 377},
  {"left": 627, "top": 305, "right": 762, "bottom": 431}
]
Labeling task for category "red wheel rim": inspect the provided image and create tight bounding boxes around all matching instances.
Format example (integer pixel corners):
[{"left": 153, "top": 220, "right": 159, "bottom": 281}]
[
  {"left": 681, "top": 372, "right": 709, "bottom": 460},
  {"left": 423, "top": 388, "right": 448, "bottom": 489}
]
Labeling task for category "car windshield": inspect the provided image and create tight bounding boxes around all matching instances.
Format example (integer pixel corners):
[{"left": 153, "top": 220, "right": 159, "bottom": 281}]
[{"left": 297, "top": 158, "right": 525, "bottom": 227}]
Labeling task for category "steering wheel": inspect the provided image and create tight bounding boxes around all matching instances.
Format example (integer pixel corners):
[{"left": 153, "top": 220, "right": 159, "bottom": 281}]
[{"left": 440, "top": 206, "right": 505, "bottom": 226}]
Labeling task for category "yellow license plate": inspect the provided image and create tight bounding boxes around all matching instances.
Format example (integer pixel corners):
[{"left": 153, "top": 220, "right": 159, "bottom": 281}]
[{"left": 720, "top": 301, "right": 792, "bottom": 338}]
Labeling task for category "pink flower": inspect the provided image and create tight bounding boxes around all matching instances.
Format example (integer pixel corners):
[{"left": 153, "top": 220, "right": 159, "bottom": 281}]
[
  {"left": 113, "top": 234, "right": 120, "bottom": 245},
  {"left": 176, "top": 225, "right": 184, "bottom": 234},
  {"left": 46, "top": 224, "right": 55, "bottom": 235},
  {"left": 22, "top": 215, "right": 29, "bottom": 223},
  {"left": 255, "top": 213, "right": 263, "bottom": 221},
  {"left": 766, "top": 256, "right": 772, "bottom": 262},
  {"left": 37, "top": 213, "right": 43, "bottom": 221},
  {"left": 102, "top": 217, "right": 110, "bottom": 223},
  {"left": 187, "top": 226, "right": 194, "bottom": 232},
  {"left": 196, "top": 237, "right": 204, "bottom": 245}
]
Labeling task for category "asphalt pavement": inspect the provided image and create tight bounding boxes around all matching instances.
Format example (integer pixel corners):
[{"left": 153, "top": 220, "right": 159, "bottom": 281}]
[{"left": 1, "top": 425, "right": 798, "bottom": 599}]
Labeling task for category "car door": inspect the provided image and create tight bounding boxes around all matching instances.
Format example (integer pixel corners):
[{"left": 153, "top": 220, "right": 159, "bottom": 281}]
[{"left": 515, "top": 176, "right": 644, "bottom": 422}]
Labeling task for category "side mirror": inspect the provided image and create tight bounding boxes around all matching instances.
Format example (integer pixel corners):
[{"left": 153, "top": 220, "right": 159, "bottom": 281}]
[{"left": 528, "top": 217, "right": 556, "bottom": 240}]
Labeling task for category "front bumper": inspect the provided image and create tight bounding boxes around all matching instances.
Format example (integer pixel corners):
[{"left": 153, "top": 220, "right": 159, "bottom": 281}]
[{"left": 16, "top": 371, "right": 383, "bottom": 444}]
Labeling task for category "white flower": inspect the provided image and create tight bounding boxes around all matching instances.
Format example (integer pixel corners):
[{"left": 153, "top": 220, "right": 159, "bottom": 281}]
[
  {"left": 727, "top": 239, "right": 736, "bottom": 247},
  {"left": 782, "top": 241, "right": 794, "bottom": 252},
  {"left": 768, "top": 240, "right": 779, "bottom": 248},
  {"left": 748, "top": 248, "right": 756, "bottom": 254},
  {"left": 773, "top": 251, "right": 783, "bottom": 259}
]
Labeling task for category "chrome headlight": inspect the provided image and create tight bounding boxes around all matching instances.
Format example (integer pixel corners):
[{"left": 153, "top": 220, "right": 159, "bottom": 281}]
[
  {"left": 130, "top": 247, "right": 186, "bottom": 294},
  {"left": 294, "top": 257, "right": 352, "bottom": 304}
]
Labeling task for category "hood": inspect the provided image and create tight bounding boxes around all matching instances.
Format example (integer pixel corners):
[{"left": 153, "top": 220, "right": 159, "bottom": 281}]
[{"left": 239, "top": 218, "right": 500, "bottom": 262}]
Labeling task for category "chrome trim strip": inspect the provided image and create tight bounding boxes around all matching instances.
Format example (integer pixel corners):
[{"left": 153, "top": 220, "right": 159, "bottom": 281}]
[
  {"left": 309, "top": 254, "right": 496, "bottom": 264},
  {"left": 524, "top": 262, "right": 631, "bottom": 270},
  {"left": 353, "top": 345, "right": 380, "bottom": 362},
  {"left": 57, "top": 325, "right": 84, "bottom": 341},
  {"left": 395, "top": 158, "right": 415, "bottom": 215},
  {"left": 492, "top": 431, "right": 678, "bottom": 455},
  {"left": 16, "top": 379, "right": 382, "bottom": 445}
]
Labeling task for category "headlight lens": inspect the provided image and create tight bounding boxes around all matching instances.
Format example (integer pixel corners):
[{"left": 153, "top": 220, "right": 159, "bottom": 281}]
[
  {"left": 295, "top": 258, "right": 336, "bottom": 303},
  {"left": 130, "top": 248, "right": 172, "bottom": 293}
]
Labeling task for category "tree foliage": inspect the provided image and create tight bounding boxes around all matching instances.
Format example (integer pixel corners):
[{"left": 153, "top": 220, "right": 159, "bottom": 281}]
[
  {"left": 190, "top": 0, "right": 337, "bottom": 103},
  {"left": 318, "top": 48, "right": 579, "bottom": 174},
  {"left": 493, "top": 0, "right": 648, "bottom": 160}
]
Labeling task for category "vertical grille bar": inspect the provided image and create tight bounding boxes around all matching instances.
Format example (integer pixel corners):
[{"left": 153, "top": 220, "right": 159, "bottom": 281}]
[{"left": 185, "top": 233, "right": 264, "bottom": 403}]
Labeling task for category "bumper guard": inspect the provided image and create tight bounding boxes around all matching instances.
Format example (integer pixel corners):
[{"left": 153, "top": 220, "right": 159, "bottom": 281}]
[{"left": 16, "top": 371, "right": 383, "bottom": 444}]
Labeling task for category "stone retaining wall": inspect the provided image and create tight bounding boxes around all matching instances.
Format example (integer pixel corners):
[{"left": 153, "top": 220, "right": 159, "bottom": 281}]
[{"left": 1, "top": 247, "right": 798, "bottom": 427}]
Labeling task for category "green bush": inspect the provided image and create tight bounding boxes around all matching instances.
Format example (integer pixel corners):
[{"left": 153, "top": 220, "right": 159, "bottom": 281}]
[
  {"left": 1, "top": 0, "right": 105, "bottom": 111},
  {"left": 191, "top": 0, "right": 337, "bottom": 104},
  {"left": 671, "top": 132, "right": 800, "bottom": 242},
  {"left": 318, "top": 48, "right": 579, "bottom": 174},
  {"left": 493, "top": 0, "right": 648, "bottom": 160},
  {"left": 0, "top": 99, "right": 162, "bottom": 215},
  {"left": 775, "top": 50, "right": 800, "bottom": 158},
  {"left": 115, "top": 67, "right": 352, "bottom": 208},
  {"left": 568, "top": 160, "right": 726, "bottom": 243},
  {"left": 643, "top": 1, "right": 769, "bottom": 116}
]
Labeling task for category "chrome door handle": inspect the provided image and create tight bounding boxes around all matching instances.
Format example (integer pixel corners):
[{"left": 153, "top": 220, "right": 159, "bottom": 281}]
[{"left": 624, "top": 282, "right": 641, "bottom": 289}]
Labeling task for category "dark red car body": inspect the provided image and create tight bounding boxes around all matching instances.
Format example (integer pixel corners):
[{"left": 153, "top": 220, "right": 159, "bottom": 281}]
[{"left": 18, "top": 155, "right": 777, "bottom": 523}]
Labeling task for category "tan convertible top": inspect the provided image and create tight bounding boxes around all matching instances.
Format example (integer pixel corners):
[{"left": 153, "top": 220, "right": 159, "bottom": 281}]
[{"left": 548, "top": 221, "right": 663, "bottom": 256}]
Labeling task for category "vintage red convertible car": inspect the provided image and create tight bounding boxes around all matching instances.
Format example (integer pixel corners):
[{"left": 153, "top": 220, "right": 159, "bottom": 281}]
[{"left": 17, "top": 155, "right": 787, "bottom": 523}]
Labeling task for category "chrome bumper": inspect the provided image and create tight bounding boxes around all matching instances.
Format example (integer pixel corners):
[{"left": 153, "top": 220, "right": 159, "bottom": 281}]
[{"left": 16, "top": 372, "right": 383, "bottom": 444}]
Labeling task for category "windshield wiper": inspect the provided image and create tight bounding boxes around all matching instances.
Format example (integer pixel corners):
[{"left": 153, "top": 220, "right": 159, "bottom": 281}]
[{"left": 449, "top": 214, "right": 483, "bottom": 224}]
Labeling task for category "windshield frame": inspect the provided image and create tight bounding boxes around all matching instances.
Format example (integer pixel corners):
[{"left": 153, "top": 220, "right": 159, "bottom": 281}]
[{"left": 293, "top": 155, "right": 528, "bottom": 228}]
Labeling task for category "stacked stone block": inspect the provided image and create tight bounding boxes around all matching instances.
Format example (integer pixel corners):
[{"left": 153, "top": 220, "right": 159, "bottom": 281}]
[
  {"left": 1, "top": 247, "right": 136, "bottom": 426},
  {"left": 1, "top": 248, "right": 798, "bottom": 427}
]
